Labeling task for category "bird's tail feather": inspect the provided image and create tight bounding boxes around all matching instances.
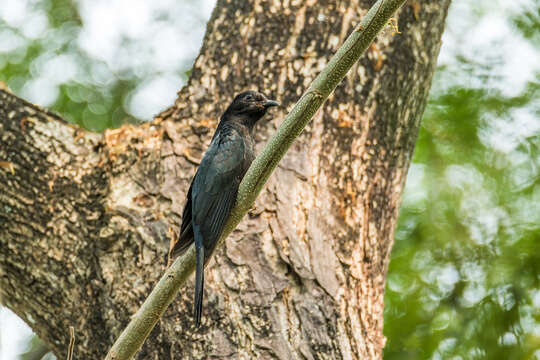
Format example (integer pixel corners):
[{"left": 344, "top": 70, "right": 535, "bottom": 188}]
[{"left": 194, "top": 233, "right": 205, "bottom": 327}]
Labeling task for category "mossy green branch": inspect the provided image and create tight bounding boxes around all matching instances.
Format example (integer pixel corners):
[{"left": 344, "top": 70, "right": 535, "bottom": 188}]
[{"left": 105, "top": 0, "right": 406, "bottom": 358}]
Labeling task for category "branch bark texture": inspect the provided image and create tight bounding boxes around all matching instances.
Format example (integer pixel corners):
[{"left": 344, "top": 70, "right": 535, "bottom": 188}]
[{"left": 0, "top": 0, "right": 451, "bottom": 359}]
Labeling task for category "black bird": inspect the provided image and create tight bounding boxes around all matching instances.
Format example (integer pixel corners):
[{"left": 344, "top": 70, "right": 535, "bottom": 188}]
[{"left": 168, "top": 90, "right": 279, "bottom": 326}]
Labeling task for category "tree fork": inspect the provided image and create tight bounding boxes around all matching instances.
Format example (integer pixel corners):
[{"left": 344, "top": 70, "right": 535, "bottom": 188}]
[{"left": 0, "top": 0, "right": 451, "bottom": 358}]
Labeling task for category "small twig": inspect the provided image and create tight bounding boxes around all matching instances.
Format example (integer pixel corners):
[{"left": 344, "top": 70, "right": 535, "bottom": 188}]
[{"left": 67, "top": 326, "right": 75, "bottom": 360}]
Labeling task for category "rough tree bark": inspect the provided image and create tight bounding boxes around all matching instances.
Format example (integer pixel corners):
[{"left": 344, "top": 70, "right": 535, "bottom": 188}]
[{"left": 0, "top": 1, "right": 450, "bottom": 359}]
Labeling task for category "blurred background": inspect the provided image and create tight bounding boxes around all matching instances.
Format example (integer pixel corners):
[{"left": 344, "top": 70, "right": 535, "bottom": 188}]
[{"left": 0, "top": 0, "right": 538, "bottom": 359}]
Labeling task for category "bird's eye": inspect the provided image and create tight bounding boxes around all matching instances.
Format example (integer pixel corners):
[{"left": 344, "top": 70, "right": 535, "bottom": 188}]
[{"left": 245, "top": 94, "right": 253, "bottom": 101}]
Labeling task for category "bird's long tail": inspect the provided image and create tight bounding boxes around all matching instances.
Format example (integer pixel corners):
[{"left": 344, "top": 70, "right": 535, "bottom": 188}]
[{"left": 194, "top": 226, "right": 204, "bottom": 327}]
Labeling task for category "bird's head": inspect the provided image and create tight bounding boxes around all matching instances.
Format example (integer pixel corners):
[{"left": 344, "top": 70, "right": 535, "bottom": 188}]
[{"left": 223, "top": 90, "right": 279, "bottom": 128}]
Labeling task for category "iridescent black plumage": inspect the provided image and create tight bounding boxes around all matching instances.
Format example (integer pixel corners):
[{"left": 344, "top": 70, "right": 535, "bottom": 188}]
[{"left": 168, "top": 91, "right": 278, "bottom": 326}]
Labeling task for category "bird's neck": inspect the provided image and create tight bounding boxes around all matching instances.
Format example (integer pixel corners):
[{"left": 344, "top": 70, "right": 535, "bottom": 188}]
[{"left": 220, "top": 113, "right": 258, "bottom": 134}]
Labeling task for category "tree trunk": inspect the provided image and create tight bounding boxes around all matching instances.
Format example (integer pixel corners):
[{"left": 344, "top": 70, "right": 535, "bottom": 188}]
[{"left": 0, "top": 1, "right": 450, "bottom": 359}]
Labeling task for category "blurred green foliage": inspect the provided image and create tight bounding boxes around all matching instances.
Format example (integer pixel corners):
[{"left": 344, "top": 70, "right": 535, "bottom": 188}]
[
  {"left": 513, "top": 4, "right": 540, "bottom": 43},
  {"left": 0, "top": 0, "right": 137, "bottom": 131},
  {"left": 384, "top": 2, "right": 540, "bottom": 359},
  {"left": 0, "top": 0, "right": 205, "bottom": 132},
  {"left": 0, "top": 1, "right": 538, "bottom": 360}
]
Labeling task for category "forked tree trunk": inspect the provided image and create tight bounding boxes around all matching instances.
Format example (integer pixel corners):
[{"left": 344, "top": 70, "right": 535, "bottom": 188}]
[{"left": 0, "top": 1, "right": 450, "bottom": 359}]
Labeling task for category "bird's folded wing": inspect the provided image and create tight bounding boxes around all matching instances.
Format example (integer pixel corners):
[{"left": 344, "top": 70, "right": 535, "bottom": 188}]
[
  {"left": 168, "top": 183, "right": 194, "bottom": 262},
  {"left": 169, "top": 126, "right": 245, "bottom": 263},
  {"left": 192, "top": 125, "right": 245, "bottom": 260}
]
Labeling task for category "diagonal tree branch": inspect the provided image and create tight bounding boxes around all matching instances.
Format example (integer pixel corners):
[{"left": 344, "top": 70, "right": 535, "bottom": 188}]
[{"left": 105, "top": 0, "right": 407, "bottom": 359}]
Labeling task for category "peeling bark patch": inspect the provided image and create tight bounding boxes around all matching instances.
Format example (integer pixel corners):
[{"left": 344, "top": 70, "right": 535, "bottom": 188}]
[
  {"left": 294, "top": 294, "right": 339, "bottom": 360},
  {"left": 225, "top": 234, "right": 287, "bottom": 305},
  {"left": 307, "top": 210, "right": 339, "bottom": 298}
]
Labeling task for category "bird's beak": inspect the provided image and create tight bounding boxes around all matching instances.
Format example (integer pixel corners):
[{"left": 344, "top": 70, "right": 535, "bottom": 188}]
[{"left": 262, "top": 100, "right": 280, "bottom": 109}]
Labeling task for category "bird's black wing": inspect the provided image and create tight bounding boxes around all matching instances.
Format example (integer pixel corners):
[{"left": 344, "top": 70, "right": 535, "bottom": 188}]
[
  {"left": 168, "top": 124, "right": 245, "bottom": 264},
  {"left": 168, "top": 183, "right": 194, "bottom": 261},
  {"left": 191, "top": 124, "right": 245, "bottom": 258}
]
